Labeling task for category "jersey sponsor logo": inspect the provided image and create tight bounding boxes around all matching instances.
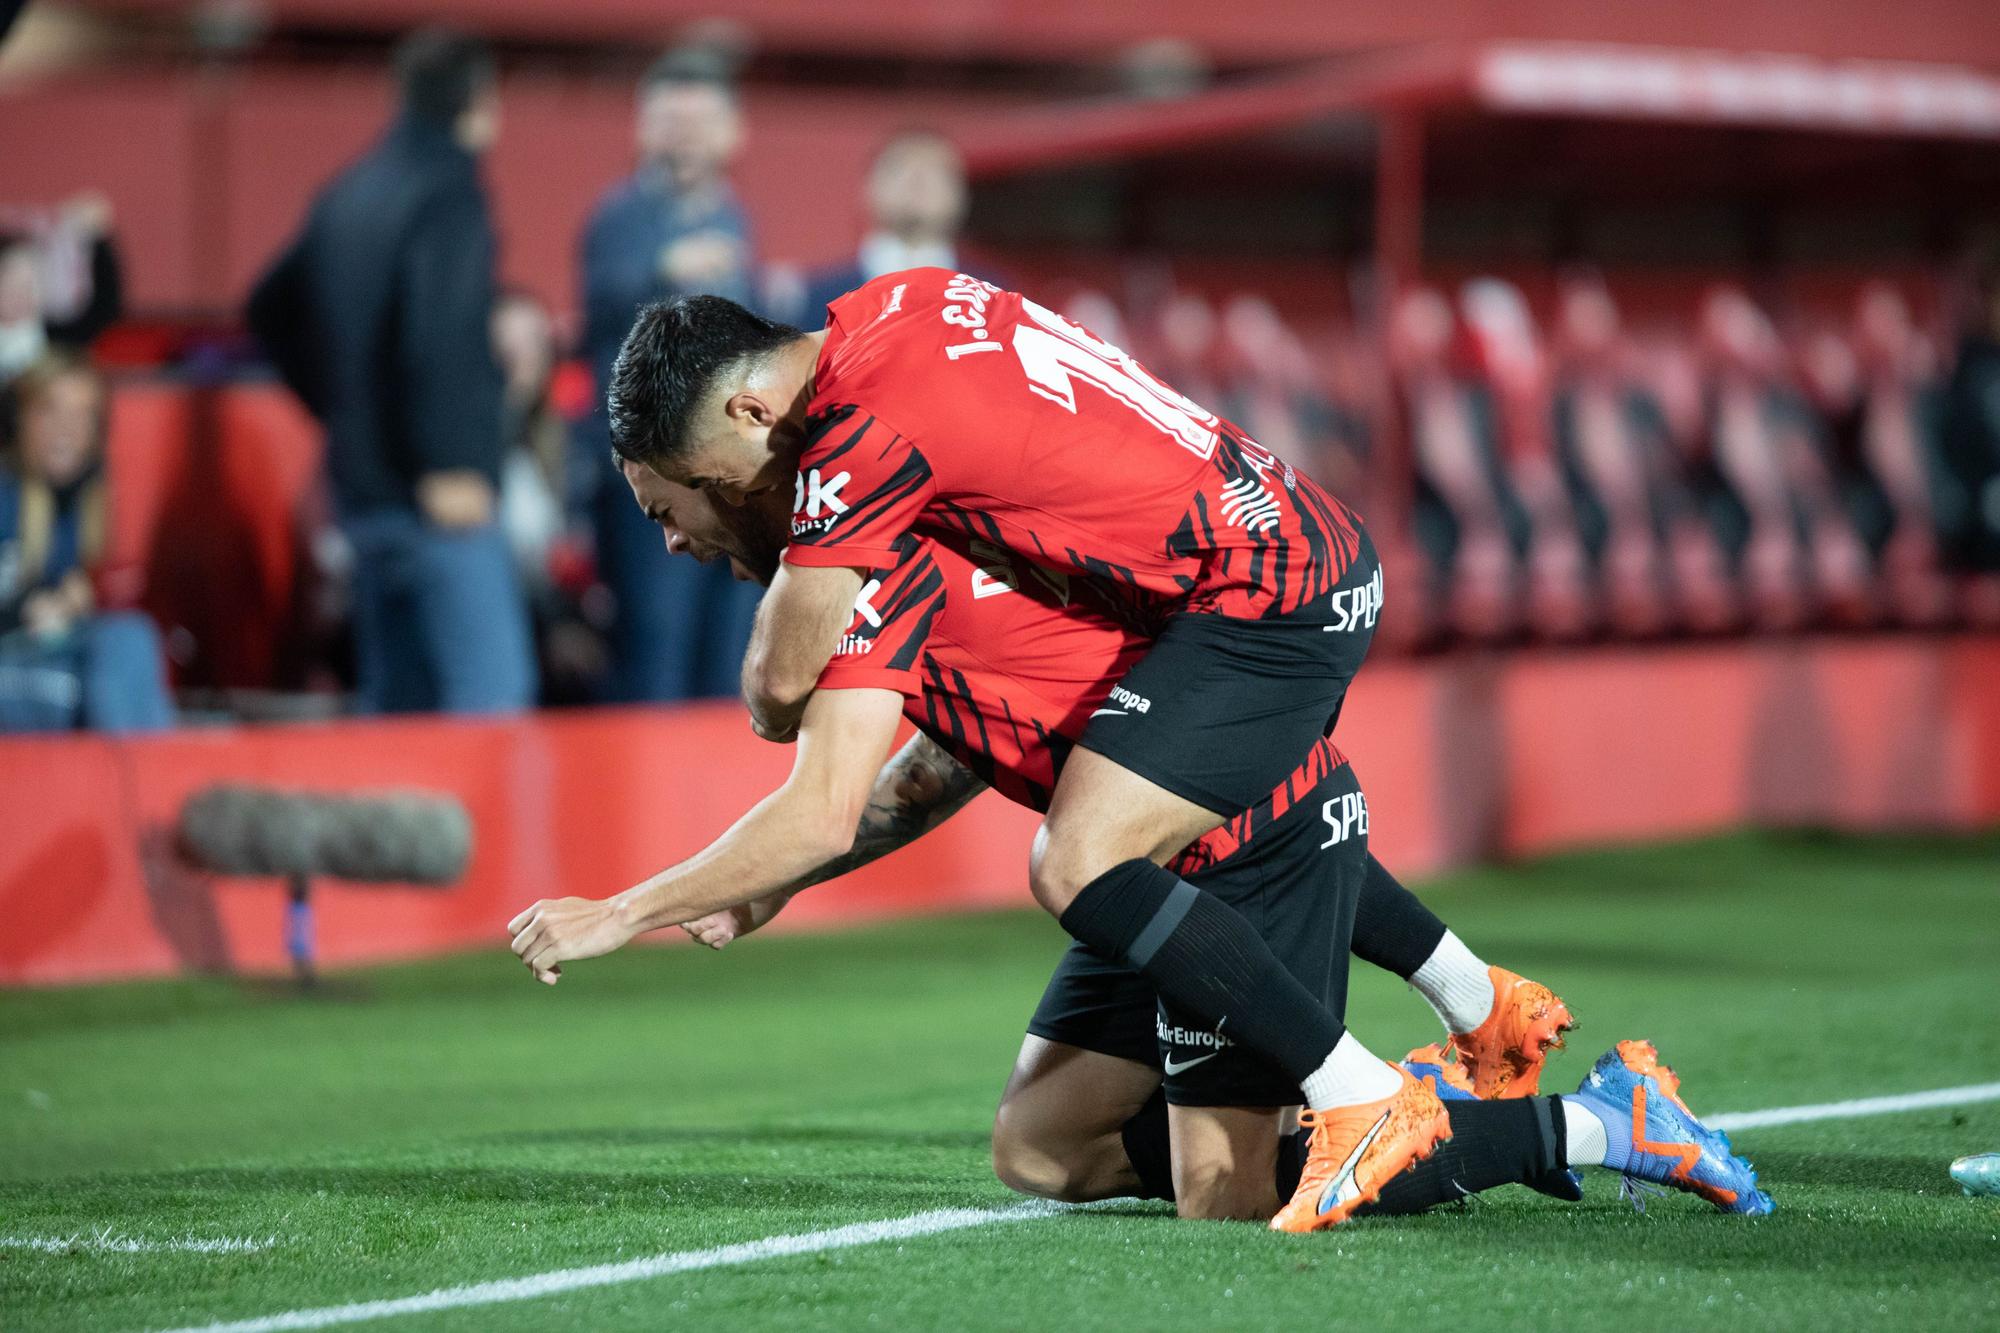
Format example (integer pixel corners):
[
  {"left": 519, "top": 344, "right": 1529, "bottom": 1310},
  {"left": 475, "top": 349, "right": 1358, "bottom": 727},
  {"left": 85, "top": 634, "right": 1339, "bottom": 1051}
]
[
  {"left": 971, "top": 567, "right": 1013, "bottom": 599},
  {"left": 966, "top": 539, "right": 1072, "bottom": 604},
  {"left": 969, "top": 544, "right": 1019, "bottom": 600},
  {"left": 852, "top": 578, "right": 884, "bottom": 629},
  {"left": 791, "top": 468, "right": 852, "bottom": 537},
  {"left": 1090, "top": 684, "right": 1152, "bottom": 718},
  {"left": 833, "top": 633, "right": 874, "bottom": 658},
  {"left": 1326, "top": 566, "right": 1383, "bottom": 633},
  {"left": 1320, "top": 790, "right": 1369, "bottom": 849},
  {"left": 1157, "top": 1017, "right": 1234, "bottom": 1051},
  {"left": 1219, "top": 476, "right": 1283, "bottom": 533},
  {"left": 794, "top": 468, "right": 851, "bottom": 519},
  {"left": 877, "top": 283, "right": 907, "bottom": 321}
]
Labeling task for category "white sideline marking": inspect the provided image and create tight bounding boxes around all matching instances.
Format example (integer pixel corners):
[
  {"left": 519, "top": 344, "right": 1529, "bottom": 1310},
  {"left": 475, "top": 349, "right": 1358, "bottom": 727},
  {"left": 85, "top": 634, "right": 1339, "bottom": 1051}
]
[
  {"left": 151, "top": 1201, "right": 1068, "bottom": 1333},
  {"left": 3, "top": 1232, "right": 276, "bottom": 1255},
  {"left": 145, "top": 1077, "right": 2000, "bottom": 1333},
  {"left": 1706, "top": 1079, "right": 2000, "bottom": 1132}
]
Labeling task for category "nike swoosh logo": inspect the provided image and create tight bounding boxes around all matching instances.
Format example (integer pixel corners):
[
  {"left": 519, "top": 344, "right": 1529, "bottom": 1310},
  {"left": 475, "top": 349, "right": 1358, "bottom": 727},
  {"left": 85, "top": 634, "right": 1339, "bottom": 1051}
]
[
  {"left": 1162, "top": 1051, "right": 1220, "bottom": 1076},
  {"left": 1090, "top": 707, "right": 1128, "bottom": 718},
  {"left": 1317, "top": 1111, "right": 1389, "bottom": 1214}
]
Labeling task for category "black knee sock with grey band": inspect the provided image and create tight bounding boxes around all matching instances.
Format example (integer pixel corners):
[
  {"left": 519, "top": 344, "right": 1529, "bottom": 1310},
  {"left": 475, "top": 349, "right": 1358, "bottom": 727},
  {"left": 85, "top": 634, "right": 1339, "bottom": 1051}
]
[
  {"left": 1058, "top": 858, "right": 1346, "bottom": 1088},
  {"left": 1349, "top": 853, "right": 1451, "bottom": 981}
]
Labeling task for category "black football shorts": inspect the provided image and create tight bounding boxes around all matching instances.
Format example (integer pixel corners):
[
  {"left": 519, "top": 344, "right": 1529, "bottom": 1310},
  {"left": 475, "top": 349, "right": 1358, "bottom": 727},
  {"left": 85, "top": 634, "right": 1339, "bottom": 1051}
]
[
  {"left": 1078, "top": 526, "right": 1381, "bottom": 818},
  {"left": 1026, "top": 757, "right": 1370, "bottom": 1107}
]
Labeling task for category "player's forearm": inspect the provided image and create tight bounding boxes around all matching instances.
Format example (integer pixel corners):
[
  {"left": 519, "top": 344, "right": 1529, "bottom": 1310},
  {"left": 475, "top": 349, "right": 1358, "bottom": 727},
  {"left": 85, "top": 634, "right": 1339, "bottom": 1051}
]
[
  {"left": 741, "top": 564, "right": 863, "bottom": 735},
  {"left": 741, "top": 650, "right": 815, "bottom": 738},
  {"left": 779, "top": 733, "right": 986, "bottom": 896},
  {"left": 613, "top": 783, "right": 863, "bottom": 933},
  {"left": 741, "top": 627, "right": 829, "bottom": 734}
]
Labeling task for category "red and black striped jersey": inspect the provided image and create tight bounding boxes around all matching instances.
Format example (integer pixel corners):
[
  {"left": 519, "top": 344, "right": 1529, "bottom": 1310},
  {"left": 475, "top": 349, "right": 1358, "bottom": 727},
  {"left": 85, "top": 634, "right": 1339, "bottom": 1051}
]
[
  {"left": 815, "top": 527, "right": 1344, "bottom": 873},
  {"left": 785, "top": 268, "right": 1367, "bottom": 623}
]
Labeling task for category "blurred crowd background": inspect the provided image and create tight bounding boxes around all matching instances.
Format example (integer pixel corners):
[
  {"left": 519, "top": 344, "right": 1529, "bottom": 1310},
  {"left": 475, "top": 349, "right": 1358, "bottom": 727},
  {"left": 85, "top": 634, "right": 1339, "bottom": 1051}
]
[{"left": 3, "top": 0, "right": 2000, "bottom": 732}]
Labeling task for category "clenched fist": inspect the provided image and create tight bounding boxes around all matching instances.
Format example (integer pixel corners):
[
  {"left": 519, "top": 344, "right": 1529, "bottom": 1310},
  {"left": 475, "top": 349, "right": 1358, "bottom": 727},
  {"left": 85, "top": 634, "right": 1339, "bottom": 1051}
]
[{"left": 507, "top": 896, "right": 636, "bottom": 984}]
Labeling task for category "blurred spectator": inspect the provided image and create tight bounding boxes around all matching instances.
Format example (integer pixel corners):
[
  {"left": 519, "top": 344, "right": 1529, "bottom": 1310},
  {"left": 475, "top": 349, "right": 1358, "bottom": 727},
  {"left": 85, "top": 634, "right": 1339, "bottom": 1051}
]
[
  {"left": 0, "top": 195, "right": 124, "bottom": 449},
  {"left": 0, "top": 354, "right": 172, "bottom": 733},
  {"left": 579, "top": 53, "right": 760, "bottom": 702},
  {"left": 247, "top": 29, "right": 535, "bottom": 715},
  {"left": 796, "top": 129, "right": 972, "bottom": 319},
  {"left": 491, "top": 289, "right": 609, "bottom": 703},
  {"left": 1147, "top": 288, "right": 1227, "bottom": 417},
  {"left": 1938, "top": 251, "right": 2000, "bottom": 578},
  {"left": 0, "top": 194, "right": 123, "bottom": 380},
  {"left": 493, "top": 289, "right": 572, "bottom": 580}
]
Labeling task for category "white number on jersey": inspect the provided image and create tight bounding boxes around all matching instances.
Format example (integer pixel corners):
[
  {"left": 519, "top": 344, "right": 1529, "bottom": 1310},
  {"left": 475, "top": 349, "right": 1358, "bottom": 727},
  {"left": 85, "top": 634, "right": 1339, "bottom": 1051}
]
[{"left": 1010, "top": 299, "right": 1219, "bottom": 459}]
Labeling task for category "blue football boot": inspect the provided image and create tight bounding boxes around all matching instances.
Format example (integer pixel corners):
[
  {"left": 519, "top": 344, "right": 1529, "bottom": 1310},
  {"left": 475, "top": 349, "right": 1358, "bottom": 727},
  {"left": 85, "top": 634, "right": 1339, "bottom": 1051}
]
[{"left": 1565, "top": 1040, "right": 1774, "bottom": 1216}]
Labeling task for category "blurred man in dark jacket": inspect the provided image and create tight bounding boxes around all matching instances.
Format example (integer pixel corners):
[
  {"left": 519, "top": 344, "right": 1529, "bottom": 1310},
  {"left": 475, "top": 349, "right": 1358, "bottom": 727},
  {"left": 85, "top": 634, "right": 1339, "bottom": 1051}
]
[
  {"left": 248, "top": 29, "right": 535, "bottom": 714},
  {"left": 577, "top": 54, "right": 761, "bottom": 703},
  {"left": 1939, "top": 251, "right": 2000, "bottom": 573}
]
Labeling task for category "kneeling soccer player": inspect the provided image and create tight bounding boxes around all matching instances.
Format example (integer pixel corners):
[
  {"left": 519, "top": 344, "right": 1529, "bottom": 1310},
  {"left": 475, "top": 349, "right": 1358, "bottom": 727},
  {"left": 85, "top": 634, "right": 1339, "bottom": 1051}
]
[
  {"left": 509, "top": 470, "right": 1772, "bottom": 1221},
  {"left": 598, "top": 281, "right": 1652, "bottom": 1228}
]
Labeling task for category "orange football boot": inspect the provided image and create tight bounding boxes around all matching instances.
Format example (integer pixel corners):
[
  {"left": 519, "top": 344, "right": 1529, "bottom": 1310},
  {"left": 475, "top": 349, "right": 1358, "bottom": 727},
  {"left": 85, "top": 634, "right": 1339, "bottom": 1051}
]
[
  {"left": 1270, "top": 1065, "right": 1452, "bottom": 1233},
  {"left": 1445, "top": 967, "right": 1577, "bottom": 1098}
]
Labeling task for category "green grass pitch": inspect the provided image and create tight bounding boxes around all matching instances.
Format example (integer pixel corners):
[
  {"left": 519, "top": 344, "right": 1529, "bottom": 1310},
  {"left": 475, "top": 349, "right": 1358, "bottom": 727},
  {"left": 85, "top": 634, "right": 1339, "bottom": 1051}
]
[{"left": 4, "top": 831, "right": 1998, "bottom": 1331}]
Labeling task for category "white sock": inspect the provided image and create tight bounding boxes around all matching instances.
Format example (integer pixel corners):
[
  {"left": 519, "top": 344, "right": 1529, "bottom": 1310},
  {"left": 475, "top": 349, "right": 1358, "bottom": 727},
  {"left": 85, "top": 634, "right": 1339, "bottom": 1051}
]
[
  {"left": 1560, "top": 1096, "right": 1609, "bottom": 1167},
  {"left": 1299, "top": 1031, "right": 1403, "bottom": 1111},
  {"left": 1410, "top": 931, "right": 1496, "bottom": 1035}
]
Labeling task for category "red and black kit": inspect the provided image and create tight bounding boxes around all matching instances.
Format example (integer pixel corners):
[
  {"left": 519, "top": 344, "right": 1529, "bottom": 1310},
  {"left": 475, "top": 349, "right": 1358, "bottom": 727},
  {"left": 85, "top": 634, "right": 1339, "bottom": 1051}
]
[
  {"left": 816, "top": 526, "right": 1369, "bottom": 1106},
  {"left": 790, "top": 267, "right": 1384, "bottom": 817}
]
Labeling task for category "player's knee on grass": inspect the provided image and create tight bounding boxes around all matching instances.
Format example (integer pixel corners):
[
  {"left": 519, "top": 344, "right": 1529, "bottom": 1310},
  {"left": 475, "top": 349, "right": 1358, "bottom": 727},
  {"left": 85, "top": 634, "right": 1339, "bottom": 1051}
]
[
  {"left": 990, "top": 1109, "right": 1127, "bottom": 1202},
  {"left": 992, "top": 1037, "right": 1158, "bottom": 1203},
  {"left": 991, "top": 1134, "right": 1098, "bottom": 1202}
]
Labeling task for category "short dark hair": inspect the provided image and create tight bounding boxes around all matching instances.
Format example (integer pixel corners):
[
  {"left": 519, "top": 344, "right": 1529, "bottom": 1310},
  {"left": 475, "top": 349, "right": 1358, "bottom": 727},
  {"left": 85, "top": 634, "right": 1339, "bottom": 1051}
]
[
  {"left": 608, "top": 296, "right": 802, "bottom": 468},
  {"left": 394, "top": 29, "right": 496, "bottom": 127}
]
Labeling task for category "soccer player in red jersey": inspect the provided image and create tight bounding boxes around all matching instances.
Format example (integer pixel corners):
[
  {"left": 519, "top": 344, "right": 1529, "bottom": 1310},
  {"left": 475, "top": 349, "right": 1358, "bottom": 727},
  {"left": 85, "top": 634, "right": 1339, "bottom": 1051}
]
[
  {"left": 510, "top": 467, "right": 1593, "bottom": 1224},
  {"left": 507, "top": 471, "right": 1774, "bottom": 1224},
  {"left": 597, "top": 273, "right": 1438, "bottom": 1228}
]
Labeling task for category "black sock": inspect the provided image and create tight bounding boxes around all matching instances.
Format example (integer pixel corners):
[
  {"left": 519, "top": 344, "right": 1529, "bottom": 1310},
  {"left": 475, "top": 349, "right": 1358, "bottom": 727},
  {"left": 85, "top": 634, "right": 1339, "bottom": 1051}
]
[
  {"left": 1276, "top": 1123, "right": 1310, "bottom": 1200},
  {"left": 1356, "top": 1097, "right": 1564, "bottom": 1216},
  {"left": 1350, "top": 853, "right": 1449, "bottom": 981},
  {"left": 1119, "top": 1090, "right": 1176, "bottom": 1201},
  {"left": 1058, "top": 859, "right": 1345, "bottom": 1087}
]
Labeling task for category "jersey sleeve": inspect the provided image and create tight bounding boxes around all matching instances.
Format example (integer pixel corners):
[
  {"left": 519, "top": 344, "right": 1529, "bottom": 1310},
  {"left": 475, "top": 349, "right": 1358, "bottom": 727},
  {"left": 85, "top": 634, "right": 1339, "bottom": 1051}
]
[
  {"left": 783, "top": 402, "right": 935, "bottom": 572},
  {"left": 814, "top": 534, "right": 947, "bottom": 699}
]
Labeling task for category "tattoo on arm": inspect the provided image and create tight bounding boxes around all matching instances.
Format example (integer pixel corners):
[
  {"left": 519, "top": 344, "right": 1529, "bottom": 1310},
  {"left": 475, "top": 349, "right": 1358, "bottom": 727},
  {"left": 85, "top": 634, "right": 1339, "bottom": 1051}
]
[{"left": 783, "top": 733, "right": 984, "bottom": 895}]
